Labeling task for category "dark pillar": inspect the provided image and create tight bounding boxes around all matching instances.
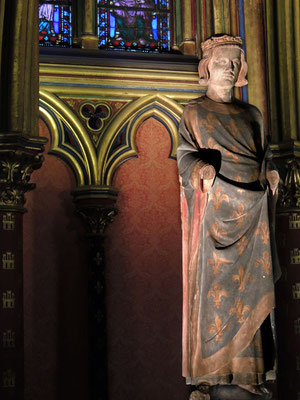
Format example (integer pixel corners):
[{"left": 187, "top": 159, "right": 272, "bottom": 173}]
[
  {"left": 73, "top": 186, "right": 117, "bottom": 400},
  {"left": 0, "top": 139, "right": 46, "bottom": 399},
  {"left": 274, "top": 147, "right": 300, "bottom": 400}
]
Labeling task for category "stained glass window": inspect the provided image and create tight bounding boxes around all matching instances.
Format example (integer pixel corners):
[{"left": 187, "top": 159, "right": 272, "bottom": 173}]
[
  {"left": 97, "top": 0, "right": 171, "bottom": 52},
  {"left": 39, "top": 1, "right": 72, "bottom": 47}
]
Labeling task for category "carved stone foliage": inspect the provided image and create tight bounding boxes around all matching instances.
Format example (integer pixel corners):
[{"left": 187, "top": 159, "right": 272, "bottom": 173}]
[
  {"left": 0, "top": 149, "right": 45, "bottom": 209},
  {"left": 76, "top": 206, "right": 117, "bottom": 237},
  {"left": 278, "top": 159, "right": 300, "bottom": 210}
]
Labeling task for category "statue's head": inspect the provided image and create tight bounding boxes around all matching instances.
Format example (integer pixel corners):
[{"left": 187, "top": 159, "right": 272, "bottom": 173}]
[{"left": 198, "top": 35, "right": 248, "bottom": 88}]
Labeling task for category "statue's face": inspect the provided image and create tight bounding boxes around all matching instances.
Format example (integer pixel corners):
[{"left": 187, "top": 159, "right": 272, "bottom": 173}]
[{"left": 207, "top": 46, "right": 241, "bottom": 88}]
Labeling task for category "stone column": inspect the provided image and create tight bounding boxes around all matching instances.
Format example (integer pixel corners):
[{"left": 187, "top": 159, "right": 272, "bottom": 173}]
[
  {"left": 0, "top": 143, "right": 46, "bottom": 399},
  {"left": 272, "top": 144, "right": 300, "bottom": 400},
  {"left": 179, "top": 0, "right": 196, "bottom": 55},
  {"left": 73, "top": 186, "right": 117, "bottom": 400},
  {"left": 79, "top": 0, "right": 99, "bottom": 49},
  {"left": 0, "top": 1, "right": 47, "bottom": 397}
]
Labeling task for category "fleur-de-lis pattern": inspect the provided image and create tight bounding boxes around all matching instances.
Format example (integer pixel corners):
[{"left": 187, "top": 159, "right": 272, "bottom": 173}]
[
  {"left": 230, "top": 203, "right": 248, "bottom": 227},
  {"left": 237, "top": 236, "right": 249, "bottom": 255},
  {"left": 207, "top": 223, "right": 227, "bottom": 241},
  {"left": 208, "top": 283, "right": 228, "bottom": 308},
  {"left": 232, "top": 266, "right": 253, "bottom": 292},
  {"left": 229, "top": 298, "right": 251, "bottom": 323},
  {"left": 225, "top": 146, "right": 240, "bottom": 164},
  {"left": 255, "top": 221, "right": 269, "bottom": 244},
  {"left": 256, "top": 251, "right": 272, "bottom": 275},
  {"left": 209, "top": 187, "right": 229, "bottom": 210},
  {"left": 199, "top": 113, "right": 222, "bottom": 134},
  {"left": 225, "top": 119, "right": 239, "bottom": 138},
  {"left": 207, "top": 137, "right": 221, "bottom": 151},
  {"left": 208, "top": 252, "right": 228, "bottom": 275},
  {"left": 178, "top": 96, "right": 276, "bottom": 366},
  {"left": 208, "top": 316, "right": 230, "bottom": 341}
]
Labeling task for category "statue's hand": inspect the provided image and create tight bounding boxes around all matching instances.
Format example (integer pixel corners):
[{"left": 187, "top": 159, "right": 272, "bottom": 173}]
[
  {"left": 191, "top": 163, "right": 215, "bottom": 192},
  {"left": 201, "top": 164, "right": 215, "bottom": 193},
  {"left": 266, "top": 170, "right": 279, "bottom": 195},
  {"left": 199, "top": 164, "right": 215, "bottom": 180}
]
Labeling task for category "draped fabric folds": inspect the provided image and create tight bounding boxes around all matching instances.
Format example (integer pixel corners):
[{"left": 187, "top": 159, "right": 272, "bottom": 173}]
[{"left": 177, "top": 96, "right": 280, "bottom": 386}]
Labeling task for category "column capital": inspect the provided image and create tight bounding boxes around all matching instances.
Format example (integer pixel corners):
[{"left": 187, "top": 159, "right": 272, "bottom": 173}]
[
  {"left": 271, "top": 141, "right": 300, "bottom": 212},
  {"left": 0, "top": 134, "right": 47, "bottom": 212},
  {"left": 72, "top": 185, "right": 118, "bottom": 236}
]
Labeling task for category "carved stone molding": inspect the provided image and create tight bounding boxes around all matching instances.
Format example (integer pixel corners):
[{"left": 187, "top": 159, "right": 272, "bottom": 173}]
[
  {"left": 278, "top": 159, "right": 300, "bottom": 210},
  {"left": 0, "top": 135, "right": 47, "bottom": 211},
  {"left": 76, "top": 206, "right": 117, "bottom": 237},
  {"left": 270, "top": 141, "right": 300, "bottom": 212}
]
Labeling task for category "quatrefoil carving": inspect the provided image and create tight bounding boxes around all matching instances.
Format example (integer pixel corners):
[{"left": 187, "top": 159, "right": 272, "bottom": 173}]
[{"left": 79, "top": 102, "right": 112, "bottom": 133}]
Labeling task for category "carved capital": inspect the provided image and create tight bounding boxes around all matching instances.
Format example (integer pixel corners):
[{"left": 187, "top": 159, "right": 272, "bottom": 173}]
[
  {"left": 72, "top": 185, "right": 118, "bottom": 236},
  {"left": 278, "top": 159, "right": 300, "bottom": 210},
  {"left": 0, "top": 135, "right": 47, "bottom": 211},
  {"left": 77, "top": 206, "right": 117, "bottom": 237}
]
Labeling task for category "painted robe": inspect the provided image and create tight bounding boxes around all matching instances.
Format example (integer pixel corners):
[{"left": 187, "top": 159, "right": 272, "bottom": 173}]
[{"left": 177, "top": 95, "right": 280, "bottom": 386}]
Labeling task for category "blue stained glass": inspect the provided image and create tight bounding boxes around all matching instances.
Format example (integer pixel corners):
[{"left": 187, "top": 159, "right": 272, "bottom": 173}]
[
  {"left": 39, "top": 2, "right": 72, "bottom": 47},
  {"left": 53, "top": 7, "right": 59, "bottom": 33},
  {"left": 152, "top": 17, "right": 158, "bottom": 40},
  {"left": 97, "top": 0, "right": 170, "bottom": 52},
  {"left": 109, "top": 14, "right": 116, "bottom": 37}
]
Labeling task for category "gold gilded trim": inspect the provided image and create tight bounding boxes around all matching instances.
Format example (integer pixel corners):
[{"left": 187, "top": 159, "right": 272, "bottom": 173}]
[
  {"left": 98, "top": 94, "right": 183, "bottom": 186},
  {"left": 39, "top": 89, "right": 97, "bottom": 185}
]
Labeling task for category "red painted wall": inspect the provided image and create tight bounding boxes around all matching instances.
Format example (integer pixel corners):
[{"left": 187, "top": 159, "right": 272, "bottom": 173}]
[
  {"left": 24, "top": 120, "right": 88, "bottom": 400},
  {"left": 23, "top": 117, "right": 189, "bottom": 400},
  {"left": 106, "top": 117, "right": 190, "bottom": 400}
]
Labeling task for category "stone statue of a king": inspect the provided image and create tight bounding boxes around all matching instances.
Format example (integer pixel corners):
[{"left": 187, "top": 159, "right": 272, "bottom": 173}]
[{"left": 177, "top": 35, "right": 281, "bottom": 400}]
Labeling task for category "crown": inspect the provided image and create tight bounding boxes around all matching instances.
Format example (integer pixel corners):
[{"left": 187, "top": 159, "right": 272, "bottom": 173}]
[{"left": 201, "top": 35, "right": 243, "bottom": 52}]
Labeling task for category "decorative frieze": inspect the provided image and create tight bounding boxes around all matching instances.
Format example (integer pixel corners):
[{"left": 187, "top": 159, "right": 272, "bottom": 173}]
[
  {"left": 2, "top": 252, "right": 15, "bottom": 270},
  {"left": 289, "top": 213, "right": 300, "bottom": 229},
  {"left": 2, "top": 369, "right": 15, "bottom": 388},
  {"left": 293, "top": 283, "right": 300, "bottom": 300},
  {"left": 294, "top": 318, "right": 300, "bottom": 335},
  {"left": 2, "top": 213, "right": 15, "bottom": 231},
  {"left": 291, "top": 249, "right": 300, "bottom": 265},
  {"left": 3, "top": 330, "right": 16, "bottom": 348},
  {"left": 2, "top": 291, "right": 15, "bottom": 309}
]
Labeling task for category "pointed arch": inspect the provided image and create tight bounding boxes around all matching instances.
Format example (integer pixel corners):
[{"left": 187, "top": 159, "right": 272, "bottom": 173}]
[
  {"left": 39, "top": 89, "right": 97, "bottom": 186},
  {"left": 98, "top": 94, "right": 183, "bottom": 186}
]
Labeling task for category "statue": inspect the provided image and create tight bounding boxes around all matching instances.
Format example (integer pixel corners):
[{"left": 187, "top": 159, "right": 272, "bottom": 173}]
[{"left": 177, "top": 35, "right": 281, "bottom": 400}]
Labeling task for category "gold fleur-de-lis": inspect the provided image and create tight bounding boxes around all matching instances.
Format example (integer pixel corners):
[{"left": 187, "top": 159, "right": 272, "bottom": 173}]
[
  {"left": 255, "top": 221, "right": 269, "bottom": 244},
  {"left": 230, "top": 203, "right": 248, "bottom": 227},
  {"left": 207, "top": 137, "right": 221, "bottom": 151},
  {"left": 208, "top": 252, "right": 227, "bottom": 275},
  {"left": 232, "top": 266, "right": 253, "bottom": 292},
  {"left": 210, "top": 187, "right": 229, "bottom": 210},
  {"left": 207, "top": 223, "right": 227, "bottom": 241},
  {"left": 225, "top": 119, "right": 239, "bottom": 138},
  {"left": 208, "top": 316, "right": 230, "bottom": 341},
  {"left": 229, "top": 298, "right": 251, "bottom": 323},
  {"left": 208, "top": 283, "right": 228, "bottom": 308},
  {"left": 256, "top": 251, "right": 271, "bottom": 275},
  {"left": 199, "top": 113, "right": 221, "bottom": 134},
  {"left": 237, "top": 236, "right": 249, "bottom": 255},
  {"left": 225, "top": 149, "right": 240, "bottom": 164}
]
